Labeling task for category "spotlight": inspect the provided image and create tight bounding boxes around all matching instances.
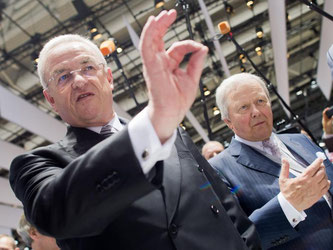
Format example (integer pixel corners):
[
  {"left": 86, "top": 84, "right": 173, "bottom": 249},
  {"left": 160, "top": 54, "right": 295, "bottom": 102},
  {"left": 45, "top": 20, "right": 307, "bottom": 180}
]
[
  {"left": 154, "top": 0, "right": 165, "bottom": 9},
  {"left": 255, "top": 45, "right": 262, "bottom": 56},
  {"left": 256, "top": 27, "right": 263, "bottom": 39},
  {"left": 88, "top": 21, "right": 97, "bottom": 33},
  {"left": 245, "top": 0, "right": 254, "bottom": 9},
  {"left": 239, "top": 53, "right": 246, "bottom": 63},
  {"left": 117, "top": 47, "right": 123, "bottom": 53},
  {"left": 296, "top": 90, "right": 303, "bottom": 96},
  {"left": 203, "top": 86, "right": 211, "bottom": 96},
  {"left": 224, "top": 1, "right": 234, "bottom": 15},
  {"left": 31, "top": 51, "right": 39, "bottom": 64},
  {"left": 213, "top": 106, "right": 220, "bottom": 116},
  {"left": 91, "top": 31, "right": 102, "bottom": 41}
]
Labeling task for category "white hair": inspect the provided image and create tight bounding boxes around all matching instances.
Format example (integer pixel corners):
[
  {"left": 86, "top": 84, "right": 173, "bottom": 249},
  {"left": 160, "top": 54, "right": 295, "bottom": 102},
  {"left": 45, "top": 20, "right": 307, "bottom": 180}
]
[
  {"left": 37, "top": 34, "right": 107, "bottom": 89},
  {"left": 215, "top": 72, "right": 270, "bottom": 119},
  {"left": 16, "top": 214, "right": 33, "bottom": 247}
]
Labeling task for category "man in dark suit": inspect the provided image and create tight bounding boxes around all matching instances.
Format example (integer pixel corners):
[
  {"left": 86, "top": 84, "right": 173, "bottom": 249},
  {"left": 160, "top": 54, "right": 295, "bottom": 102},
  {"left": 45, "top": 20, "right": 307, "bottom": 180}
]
[
  {"left": 210, "top": 72, "right": 333, "bottom": 249},
  {"left": 9, "top": 10, "right": 261, "bottom": 250}
]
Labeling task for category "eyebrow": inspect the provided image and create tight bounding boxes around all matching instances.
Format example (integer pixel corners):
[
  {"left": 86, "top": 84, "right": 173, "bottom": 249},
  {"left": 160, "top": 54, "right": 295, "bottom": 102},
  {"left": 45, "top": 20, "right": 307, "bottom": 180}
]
[{"left": 51, "top": 57, "right": 94, "bottom": 77}]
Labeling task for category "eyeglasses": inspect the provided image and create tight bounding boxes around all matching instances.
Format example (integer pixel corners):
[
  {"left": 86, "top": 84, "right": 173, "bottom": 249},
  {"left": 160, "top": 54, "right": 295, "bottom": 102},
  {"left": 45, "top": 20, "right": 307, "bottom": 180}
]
[{"left": 47, "top": 62, "right": 104, "bottom": 89}]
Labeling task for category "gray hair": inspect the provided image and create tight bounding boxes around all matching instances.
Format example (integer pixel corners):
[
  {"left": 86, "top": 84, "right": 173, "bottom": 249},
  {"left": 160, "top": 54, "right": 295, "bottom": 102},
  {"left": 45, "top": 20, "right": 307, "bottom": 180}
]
[
  {"left": 37, "top": 34, "right": 107, "bottom": 89},
  {"left": 215, "top": 72, "right": 270, "bottom": 119},
  {"left": 16, "top": 214, "right": 33, "bottom": 247}
]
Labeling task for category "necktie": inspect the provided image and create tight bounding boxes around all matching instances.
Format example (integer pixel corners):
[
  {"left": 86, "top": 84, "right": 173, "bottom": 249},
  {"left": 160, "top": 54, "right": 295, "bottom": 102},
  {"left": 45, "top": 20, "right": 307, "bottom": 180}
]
[
  {"left": 100, "top": 124, "right": 113, "bottom": 138},
  {"left": 262, "top": 139, "right": 280, "bottom": 158}
]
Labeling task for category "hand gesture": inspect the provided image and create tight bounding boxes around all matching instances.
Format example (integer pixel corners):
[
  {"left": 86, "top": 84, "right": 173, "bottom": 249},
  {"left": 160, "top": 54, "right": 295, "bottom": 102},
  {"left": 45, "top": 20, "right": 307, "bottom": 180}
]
[
  {"left": 139, "top": 9, "right": 208, "bottom": 143},
  {"left": 322, "top": 107, "right": 333, "bottom": 135},
  {"left": 279, "top": 158, "right": 331, "bottom": 212}
]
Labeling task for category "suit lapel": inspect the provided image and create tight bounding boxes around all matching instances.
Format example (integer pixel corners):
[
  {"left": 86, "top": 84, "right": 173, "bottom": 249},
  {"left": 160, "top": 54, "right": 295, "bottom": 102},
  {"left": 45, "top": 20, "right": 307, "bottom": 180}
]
[
  {"left": 278, "top": 134, "right": 316, "bottom": 165},
  {"left": 229, "top": 139, "right": 281, "bottom": 178},
  {"left": 62, "top": 126, "right": 106, "bottom": 157},
  {"left": 63, "top": 118, "right": 128, "bottom": 157}
]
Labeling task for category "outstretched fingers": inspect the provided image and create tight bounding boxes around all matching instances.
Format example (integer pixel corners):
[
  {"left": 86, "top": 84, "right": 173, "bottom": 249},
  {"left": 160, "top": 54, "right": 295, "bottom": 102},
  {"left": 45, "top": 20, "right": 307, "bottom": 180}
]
[{"left": 140, "top": 10, "right": 177, "bottom": 61}]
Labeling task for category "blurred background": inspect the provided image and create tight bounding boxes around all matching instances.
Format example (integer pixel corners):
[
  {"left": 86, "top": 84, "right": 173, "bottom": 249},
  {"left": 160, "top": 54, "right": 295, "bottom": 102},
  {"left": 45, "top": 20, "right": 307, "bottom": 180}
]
[{"left": 0, "top": 0, "right": 332, "bottom": 247}]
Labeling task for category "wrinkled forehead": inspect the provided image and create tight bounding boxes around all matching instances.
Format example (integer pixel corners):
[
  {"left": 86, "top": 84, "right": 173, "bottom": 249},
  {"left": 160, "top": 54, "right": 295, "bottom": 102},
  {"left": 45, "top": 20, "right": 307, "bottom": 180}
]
[
  {"left": 47, "top": 42, "right": 97, "bottom": 66},
  {"left": 45, "top": 42, "right": 98, "bottom": 75},
  {"left": 229, "top": 80, "right": 266, "bottom": 99}
]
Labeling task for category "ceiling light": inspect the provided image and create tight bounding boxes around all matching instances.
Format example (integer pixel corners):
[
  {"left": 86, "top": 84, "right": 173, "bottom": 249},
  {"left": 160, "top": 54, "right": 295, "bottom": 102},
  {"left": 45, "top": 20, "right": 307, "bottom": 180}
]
[
  {"left": 296, "top": 90, "right": 303, "bottom": 96},
  {"left": 117, "top": 47, "right": 123, "bottom": 53},
  {"left": 91, "top": 31, "right": 102, "bottom": 41},
  {"left": 256, "top": 27, "right": 263, "bottom": 39},
  {"left": 255, "top": 45, "right": 262, "bottom": 56},
  {"left": 246, "top": 0, "right": 254, "bottom": 9},
  {"left": 31, "top": 51, "right": 39, "bottom": 64},
  {"left": 239, "top": 53, "right": 246, "bottom": 63},
  {"left": 88, "top": 21, "right": 98, "bottom": 33},
  {"left": 203, "top": 86, "right": 211, "bottom": 96},
  {"left": 213, "top": 106, "right": 220, "bottom": 116},
  {"left": 154, "top": 0, "right": 165, "bottom": 9},
  {"left": 224, "top": 1, "right": 234, "bottom": 14}
]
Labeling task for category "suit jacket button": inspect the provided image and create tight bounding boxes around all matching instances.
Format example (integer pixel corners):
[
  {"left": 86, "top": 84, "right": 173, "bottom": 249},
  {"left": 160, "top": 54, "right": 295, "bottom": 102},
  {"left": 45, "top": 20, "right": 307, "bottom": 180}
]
[
  {"left": 169, "top": 223, "right": 178, "bottom": 237},
  {"left": 210, "top": 205, "right": 219, "bottom": 215}
]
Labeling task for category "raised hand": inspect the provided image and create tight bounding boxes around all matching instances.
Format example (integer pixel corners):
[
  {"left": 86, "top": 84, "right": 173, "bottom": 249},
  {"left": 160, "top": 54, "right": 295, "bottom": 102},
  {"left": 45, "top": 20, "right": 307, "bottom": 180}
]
[
  {"left": 322, "top": 107, "right": 333, "bottom": 135},
  {"left": 139, "top": 9, "right": 208, "bottom": 143},
  {"left": 279, "top": 158, "right": 331, "bottom": 212}
]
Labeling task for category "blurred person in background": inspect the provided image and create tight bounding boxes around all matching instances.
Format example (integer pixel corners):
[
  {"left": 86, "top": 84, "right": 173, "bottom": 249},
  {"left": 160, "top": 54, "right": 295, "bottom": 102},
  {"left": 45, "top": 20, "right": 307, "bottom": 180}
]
[
  {"left": 202, "top": 140, "right": 224, "bottom": 160},
  {"left": 17, "top": 214, "right": 59, "bottom": 250},
  {"left": 0, "top": 234, "right": 18, "bottom": 250}
]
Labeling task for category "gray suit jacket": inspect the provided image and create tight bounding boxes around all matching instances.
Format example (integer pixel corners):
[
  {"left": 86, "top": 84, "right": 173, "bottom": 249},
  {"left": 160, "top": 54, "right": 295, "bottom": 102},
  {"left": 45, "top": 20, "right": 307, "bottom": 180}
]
[
  {"left": 210, "top": 133, "right": 333, "bottom": 249},
  {"left": 10, "top": 125, "right": 261, "bottom": 249}
]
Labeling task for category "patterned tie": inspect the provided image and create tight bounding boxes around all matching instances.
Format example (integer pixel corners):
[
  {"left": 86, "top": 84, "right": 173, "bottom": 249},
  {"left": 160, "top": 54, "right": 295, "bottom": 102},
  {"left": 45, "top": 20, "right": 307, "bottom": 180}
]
[
  {"left": 100, "top": 124, "right": 113, "bottom": 138},
  {"left": 262, "top": 139, "right": 280, "bottom": 158}
]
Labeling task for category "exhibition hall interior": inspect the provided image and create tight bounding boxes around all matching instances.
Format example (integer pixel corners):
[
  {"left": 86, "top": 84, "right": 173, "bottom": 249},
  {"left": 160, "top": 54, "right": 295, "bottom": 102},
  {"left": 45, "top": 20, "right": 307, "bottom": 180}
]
[{"left": 0, "top": 0, "right": 332, "bottom": 245}]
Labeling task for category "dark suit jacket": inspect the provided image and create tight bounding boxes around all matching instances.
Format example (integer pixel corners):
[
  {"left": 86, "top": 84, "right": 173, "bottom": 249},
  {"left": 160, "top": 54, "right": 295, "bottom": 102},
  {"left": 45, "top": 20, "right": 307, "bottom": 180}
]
[
  {"left": 210, "top": 133, "right": 333, "bottom": 250},
  {"left": 10, "top": 125, "right": 261, "bottom": 250}
]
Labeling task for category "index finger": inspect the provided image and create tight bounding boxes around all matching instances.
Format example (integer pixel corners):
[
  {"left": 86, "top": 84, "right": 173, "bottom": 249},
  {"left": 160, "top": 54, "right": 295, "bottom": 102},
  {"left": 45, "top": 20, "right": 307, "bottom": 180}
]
[{"left": 139, "top": 10, "right": 177, "bottom": 57}]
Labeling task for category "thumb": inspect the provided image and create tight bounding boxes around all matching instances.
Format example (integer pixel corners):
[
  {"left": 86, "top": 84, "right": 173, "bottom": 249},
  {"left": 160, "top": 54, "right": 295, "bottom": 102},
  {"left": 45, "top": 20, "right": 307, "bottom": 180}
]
[{"left": 280, "top": 158, "right": 290, "bottom": 180}]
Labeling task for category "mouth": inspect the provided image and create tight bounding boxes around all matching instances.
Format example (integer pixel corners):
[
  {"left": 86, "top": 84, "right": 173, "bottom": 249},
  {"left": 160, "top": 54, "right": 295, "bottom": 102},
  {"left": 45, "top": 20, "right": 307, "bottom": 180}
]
[
  {"left": 76, "top": 92, "right": 94, "bottom": 102},
  {"left": 253, "top": 121, "right": 265, "bottom": 127}
]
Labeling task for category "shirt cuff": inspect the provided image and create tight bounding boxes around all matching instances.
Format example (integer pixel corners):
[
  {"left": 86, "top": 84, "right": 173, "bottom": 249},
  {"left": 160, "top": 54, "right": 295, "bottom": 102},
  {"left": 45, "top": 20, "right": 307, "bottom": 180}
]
[
  {"left": 128, "top": 107, "right": 176, "bottom": 175},
  {"left": 323, "top": 132, "right": 333, "bottom": 139},
  {"left": 277, "top": 192, "right": 307, "bottom": 227}
]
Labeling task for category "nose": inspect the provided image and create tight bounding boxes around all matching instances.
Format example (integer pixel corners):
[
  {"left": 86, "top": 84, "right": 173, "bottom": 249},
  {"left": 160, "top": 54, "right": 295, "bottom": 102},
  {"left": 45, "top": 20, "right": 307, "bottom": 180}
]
[
  {"left": 71, "top": 72, "right": 87, "bottom": 89},
  {"left": 251, "top": 104, "right": 261, "bottom": 118}
]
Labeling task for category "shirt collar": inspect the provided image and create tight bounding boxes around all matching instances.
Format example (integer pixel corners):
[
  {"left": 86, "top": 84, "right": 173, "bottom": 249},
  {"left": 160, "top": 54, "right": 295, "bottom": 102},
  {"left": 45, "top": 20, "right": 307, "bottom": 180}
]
[
  {"left": 234, "top": 133, "right": 277, "bottom": 152},
  {"left": 86, "top": 113, "right": 123, "bottom": 134}
]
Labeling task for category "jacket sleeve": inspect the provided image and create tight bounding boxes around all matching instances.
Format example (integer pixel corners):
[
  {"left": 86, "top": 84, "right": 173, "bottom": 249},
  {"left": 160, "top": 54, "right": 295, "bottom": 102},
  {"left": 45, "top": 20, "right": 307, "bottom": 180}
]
[
  {"left": 210, "top": 153, "right": 300, "bottom": 249},
  {"left": 9, "top": 128, "right": 156, "bottom": 239}
]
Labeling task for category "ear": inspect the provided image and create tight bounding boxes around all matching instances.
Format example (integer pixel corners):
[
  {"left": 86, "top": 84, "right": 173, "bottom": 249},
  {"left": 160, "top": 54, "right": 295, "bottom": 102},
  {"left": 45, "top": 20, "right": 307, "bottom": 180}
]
[
  {"left": 29, "top": 227, "right": 38, "bottom": 241},
  {"left": 43, "top": 89, "right": 58, "bottom": 112},
  {"left": 224, "top": 118, "right": 233, "bottom": 131},
  {"left": 107, "top": 68, "right": 114, "bottom": 89}
]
